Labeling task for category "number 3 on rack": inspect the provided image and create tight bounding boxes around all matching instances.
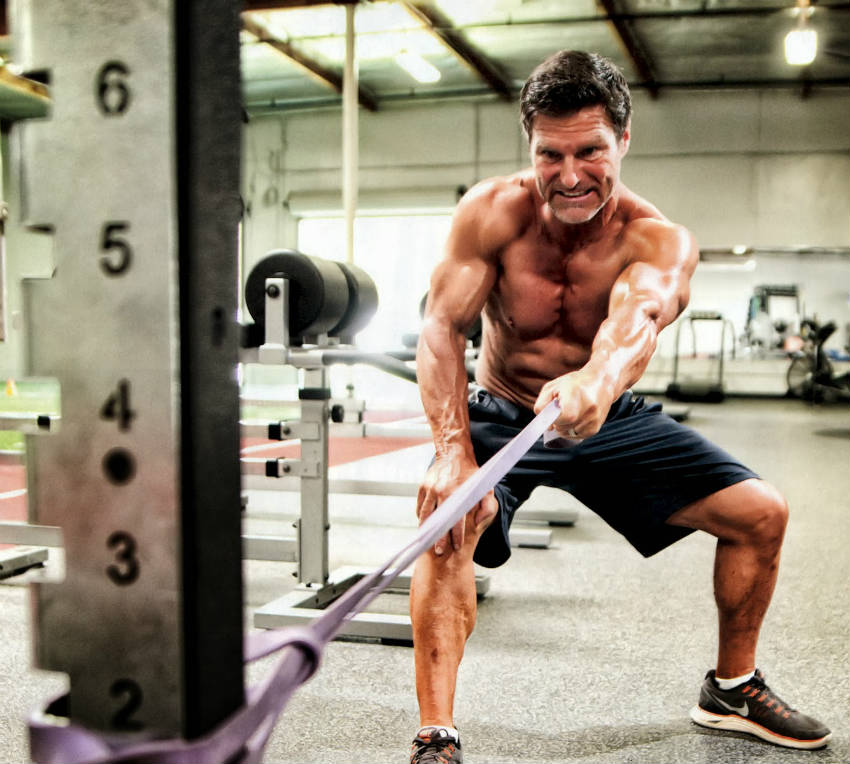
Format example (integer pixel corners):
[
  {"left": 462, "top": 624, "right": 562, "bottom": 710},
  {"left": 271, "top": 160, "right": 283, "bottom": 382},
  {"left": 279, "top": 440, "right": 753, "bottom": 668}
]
[{"left": 106, "top": 531, "right": 139, "bottom": 585}]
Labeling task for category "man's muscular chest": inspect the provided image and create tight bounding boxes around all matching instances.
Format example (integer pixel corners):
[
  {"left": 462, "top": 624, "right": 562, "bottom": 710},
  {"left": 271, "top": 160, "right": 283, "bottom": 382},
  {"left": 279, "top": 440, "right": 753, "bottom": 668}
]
[{"left": 489, "top": 234, "right": 625, "bottom": 344}]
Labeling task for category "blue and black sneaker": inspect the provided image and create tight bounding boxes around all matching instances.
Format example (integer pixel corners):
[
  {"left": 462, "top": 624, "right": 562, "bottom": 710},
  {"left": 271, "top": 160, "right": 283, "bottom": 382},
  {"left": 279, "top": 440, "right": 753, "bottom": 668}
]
[
  {"left": 691, "top": 669, "right": 831, "bottom": 749},
  {"left": 409, "top": 726, "right": 462, "bottom": 764}
]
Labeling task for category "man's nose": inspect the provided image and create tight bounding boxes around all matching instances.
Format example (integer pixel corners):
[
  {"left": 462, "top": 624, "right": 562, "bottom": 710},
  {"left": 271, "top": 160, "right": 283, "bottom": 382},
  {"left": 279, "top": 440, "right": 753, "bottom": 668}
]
[{"left": 559, "top": 159, "right": 580, "bottom": 188}]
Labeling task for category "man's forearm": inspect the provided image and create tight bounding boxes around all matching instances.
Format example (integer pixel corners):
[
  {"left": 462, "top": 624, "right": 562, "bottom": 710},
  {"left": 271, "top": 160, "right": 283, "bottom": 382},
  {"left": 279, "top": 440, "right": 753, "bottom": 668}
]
[
  {"left": 417, "top": 321, "right": 476, "bottom": 462},
  {"left": 583, "top": 293, "right": 663, "bottom": 401}
]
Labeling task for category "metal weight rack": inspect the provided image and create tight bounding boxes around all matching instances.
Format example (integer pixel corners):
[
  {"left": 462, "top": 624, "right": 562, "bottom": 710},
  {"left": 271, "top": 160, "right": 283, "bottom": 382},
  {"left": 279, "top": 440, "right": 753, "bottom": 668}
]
[
  {"left": 241, "top": 274, "right": 490, "bottom": 643},
  {"left": 18, "top": 0, "right": 244, "bottom": 744}
]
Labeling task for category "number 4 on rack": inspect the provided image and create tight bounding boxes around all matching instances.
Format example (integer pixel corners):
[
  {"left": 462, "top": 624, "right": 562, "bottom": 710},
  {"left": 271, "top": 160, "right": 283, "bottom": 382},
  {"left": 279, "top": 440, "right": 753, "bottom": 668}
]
[{"left": 100, "top": 380, "right": 136, "bottom": 432}]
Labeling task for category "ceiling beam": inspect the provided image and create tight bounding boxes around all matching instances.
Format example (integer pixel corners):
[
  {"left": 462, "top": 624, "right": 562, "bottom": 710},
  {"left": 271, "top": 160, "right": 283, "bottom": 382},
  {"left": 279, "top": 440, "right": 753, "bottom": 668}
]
[
  {"left": 629, "top": 76, "right": 850, "bottom": 90},
  {"left": 245, "top": 73, "right": 850, "bottom": 113},
  {"left": 451, "top": 3, "right": 850, "bottom": 28},
  {"left": 242, "top": 13, "right": 379, "bottom": 111},
  {"left": 252, "top": 3, "right": 850, "bottom": 37},
  {"left": 597, "top": 0, "right": 660, "bottom": 98},
  {"left": 243, "top": 1, "right": 358, "bottom": 9},
  {"left": 399, "top": 1, "right": 513, "bottom": 101}
]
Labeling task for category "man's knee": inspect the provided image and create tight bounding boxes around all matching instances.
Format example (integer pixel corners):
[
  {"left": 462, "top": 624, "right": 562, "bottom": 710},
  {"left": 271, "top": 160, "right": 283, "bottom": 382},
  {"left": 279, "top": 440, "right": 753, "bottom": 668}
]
[
  {"left": 669, "top": 479, "right": 788, "bottom": 546},
  {"left": 723, "top": 480, "right": 788, "bottom": 547},
  {"left": 747, "top": 481, "right": 788, "bottom": 545},
  {"left": 412, "top": 536, "right": 481, "bottom": 635},
  {"left": 423, "top": 514, "right": 486, "bottom": 571}
]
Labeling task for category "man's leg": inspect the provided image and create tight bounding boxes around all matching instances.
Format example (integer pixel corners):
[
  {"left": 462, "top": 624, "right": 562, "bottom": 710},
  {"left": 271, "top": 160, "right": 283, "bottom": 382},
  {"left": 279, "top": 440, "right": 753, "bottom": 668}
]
[
  {"left": 667, "top": 477, "right": 831, "bottom": 749},
  {"left": 667, "top": 477, "right": 787, "bottom": 677},
  {"left": 410, "top": 511, "right": 485, "bottom": 728}
]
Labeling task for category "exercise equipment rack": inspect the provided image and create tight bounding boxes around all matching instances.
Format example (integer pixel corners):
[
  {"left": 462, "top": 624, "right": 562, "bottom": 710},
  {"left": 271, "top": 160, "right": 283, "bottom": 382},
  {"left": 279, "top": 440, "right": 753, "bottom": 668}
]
[{"left": 240, "top": 266, "right": 489, "bottom": 643}]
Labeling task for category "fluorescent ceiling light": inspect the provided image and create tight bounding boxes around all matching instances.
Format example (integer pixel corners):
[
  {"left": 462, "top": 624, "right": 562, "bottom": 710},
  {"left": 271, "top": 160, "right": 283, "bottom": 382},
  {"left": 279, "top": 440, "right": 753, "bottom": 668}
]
[
  {"left": 784, "top": 27, "right": 818, "bottom": 65},
  {"left": 395, "top": 50, "right": 441, "bottom": 83}
]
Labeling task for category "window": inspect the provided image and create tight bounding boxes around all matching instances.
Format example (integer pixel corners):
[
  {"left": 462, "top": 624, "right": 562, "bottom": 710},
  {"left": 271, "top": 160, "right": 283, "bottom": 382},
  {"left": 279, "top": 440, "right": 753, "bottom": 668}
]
[{"left": 298, "top": 213, "right": 453, "bottom": 409}]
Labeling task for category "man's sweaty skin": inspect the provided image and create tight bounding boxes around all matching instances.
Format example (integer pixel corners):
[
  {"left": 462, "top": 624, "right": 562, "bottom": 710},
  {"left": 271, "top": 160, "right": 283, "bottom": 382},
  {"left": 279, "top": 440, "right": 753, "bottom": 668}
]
[
  {"left": 411, "top": 105, "right": 696, "bottom": 728},
  {"left": 416, "top": 105, "right": 698, "bottom": 557}
]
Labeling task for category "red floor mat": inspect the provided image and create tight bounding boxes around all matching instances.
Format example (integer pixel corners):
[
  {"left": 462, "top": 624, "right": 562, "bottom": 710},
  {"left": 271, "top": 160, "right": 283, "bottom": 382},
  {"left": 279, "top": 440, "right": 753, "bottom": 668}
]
[{"left": 242, "top": 435, "right": 429, "bottom": 466}]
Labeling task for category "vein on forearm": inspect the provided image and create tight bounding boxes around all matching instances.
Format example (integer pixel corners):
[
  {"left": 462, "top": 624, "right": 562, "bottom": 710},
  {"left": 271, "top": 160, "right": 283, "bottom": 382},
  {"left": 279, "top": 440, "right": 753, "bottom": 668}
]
[
  {"left": 417, "top": 319, "right": 475, "bottom": 461},
  {"left": 586, "top": 291, "right": 663, "bottom": 396}
]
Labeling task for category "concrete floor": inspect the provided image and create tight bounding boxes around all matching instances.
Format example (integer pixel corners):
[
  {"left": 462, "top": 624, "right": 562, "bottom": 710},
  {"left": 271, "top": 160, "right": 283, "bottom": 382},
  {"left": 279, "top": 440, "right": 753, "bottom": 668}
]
[{"left": 0, "top": 398, "right": 847, "bottom": 763}]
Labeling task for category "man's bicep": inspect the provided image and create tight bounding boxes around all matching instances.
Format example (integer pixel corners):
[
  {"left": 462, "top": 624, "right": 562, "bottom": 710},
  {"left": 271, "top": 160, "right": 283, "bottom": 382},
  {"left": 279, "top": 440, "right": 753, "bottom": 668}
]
[
  {"left": 612, "top": 224, "right": 697, "bottom": 328},
  {"left": 611, "top": 260, "right": 688, "bottom": 324},
  {"left": 425, "top": 255, "right": 496, "bottom": 336},
  {"left": 425, "top": 177, "right": 526, "bottom": 335},
  {"left": 425, "top": 199, "right": 500, "bottom": 333}
]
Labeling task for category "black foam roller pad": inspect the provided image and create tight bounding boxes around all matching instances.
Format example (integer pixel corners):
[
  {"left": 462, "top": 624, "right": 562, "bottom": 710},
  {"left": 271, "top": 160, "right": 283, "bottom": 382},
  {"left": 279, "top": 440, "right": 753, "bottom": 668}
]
[
  {"left": 245, "top": 250, "right": 350, "bottom": 338},
  {"left": 330, "top": 261, "right": 379, "bottom": 339}
]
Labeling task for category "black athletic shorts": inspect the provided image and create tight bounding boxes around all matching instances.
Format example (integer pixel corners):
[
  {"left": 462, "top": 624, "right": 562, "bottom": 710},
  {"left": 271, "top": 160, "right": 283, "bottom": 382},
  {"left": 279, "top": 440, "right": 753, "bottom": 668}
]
[{"left": 468, "top": 389, "right": 759, "bottom": 568}]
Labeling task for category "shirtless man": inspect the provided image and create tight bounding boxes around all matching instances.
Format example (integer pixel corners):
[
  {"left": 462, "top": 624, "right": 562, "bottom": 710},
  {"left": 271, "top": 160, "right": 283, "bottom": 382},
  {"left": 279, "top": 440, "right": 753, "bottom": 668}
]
[{"left": 409, "top": 51, "right": 830, "bottom": 764}]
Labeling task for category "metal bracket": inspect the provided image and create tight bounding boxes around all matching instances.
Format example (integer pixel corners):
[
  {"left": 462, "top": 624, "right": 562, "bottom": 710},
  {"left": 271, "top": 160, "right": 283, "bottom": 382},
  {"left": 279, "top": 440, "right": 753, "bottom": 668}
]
[
  {"left": 240, "top": 420, "right": 319, "bottom": 441},
  {"left": 0, "top": 545, "right": 48, "bottom": 580},
  {"left": 257, "top": 276, "right": 290, "bottom": 365}
]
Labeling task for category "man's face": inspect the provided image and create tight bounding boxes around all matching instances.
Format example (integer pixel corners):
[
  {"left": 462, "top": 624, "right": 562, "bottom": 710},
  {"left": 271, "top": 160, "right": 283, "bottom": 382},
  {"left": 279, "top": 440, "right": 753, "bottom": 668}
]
[{"left": 529, "top": 105, "right": 630, "bottom": 225}]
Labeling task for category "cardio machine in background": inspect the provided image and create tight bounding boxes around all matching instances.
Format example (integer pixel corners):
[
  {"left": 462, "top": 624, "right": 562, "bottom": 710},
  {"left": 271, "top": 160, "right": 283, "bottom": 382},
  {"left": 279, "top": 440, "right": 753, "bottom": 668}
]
[
  {"left": 666, "top": 311, "right": 736, "bottom": 403},
  {"left": 786, "top": 320, "right": 850, "bottom": 403}
]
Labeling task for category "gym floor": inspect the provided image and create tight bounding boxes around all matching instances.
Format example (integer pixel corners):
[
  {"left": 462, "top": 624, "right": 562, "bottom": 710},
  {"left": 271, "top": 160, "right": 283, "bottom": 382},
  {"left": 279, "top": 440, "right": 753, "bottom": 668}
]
[{"left": 1, "top": 397, "right": 848, "bottom": 764}]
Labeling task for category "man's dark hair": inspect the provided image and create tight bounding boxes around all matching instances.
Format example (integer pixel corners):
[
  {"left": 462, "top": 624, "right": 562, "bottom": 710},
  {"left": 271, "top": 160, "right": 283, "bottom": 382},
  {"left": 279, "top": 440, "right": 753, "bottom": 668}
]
[{"left": 519, "top": 51, "right": 631, "bottom": 140}]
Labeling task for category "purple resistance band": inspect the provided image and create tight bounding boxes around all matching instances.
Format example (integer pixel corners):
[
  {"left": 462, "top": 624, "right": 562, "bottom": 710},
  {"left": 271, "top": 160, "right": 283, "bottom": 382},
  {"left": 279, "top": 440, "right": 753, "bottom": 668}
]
[{"left": 29, "top": 400, "right": 561, "bottom": 764}]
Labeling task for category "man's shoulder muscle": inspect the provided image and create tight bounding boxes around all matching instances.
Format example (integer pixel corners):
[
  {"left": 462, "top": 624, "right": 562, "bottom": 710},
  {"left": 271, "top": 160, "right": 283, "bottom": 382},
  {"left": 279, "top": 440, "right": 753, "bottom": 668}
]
[
  {"left": 621, "top": 216, "right": 697, "bottom": 272},
  {"left": 451, "top": 172, "right": 537, "bottom": 259},
  {"left": 615, "top": 187, "right": 696, "bottom": 269}
]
